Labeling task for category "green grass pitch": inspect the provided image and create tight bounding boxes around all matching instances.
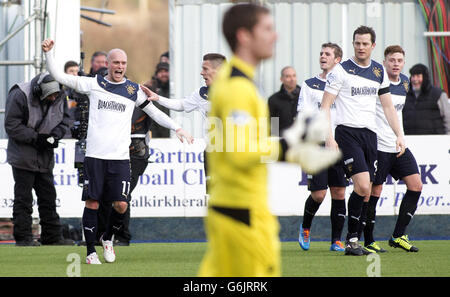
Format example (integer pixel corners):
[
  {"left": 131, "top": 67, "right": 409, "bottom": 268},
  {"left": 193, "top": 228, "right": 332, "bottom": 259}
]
[{"left": 0, "top": 240, "right": 449, "bottom": 277}]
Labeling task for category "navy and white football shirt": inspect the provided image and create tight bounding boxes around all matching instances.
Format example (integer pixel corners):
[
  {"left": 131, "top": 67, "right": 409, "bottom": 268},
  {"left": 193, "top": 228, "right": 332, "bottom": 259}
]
[
  {"left": 376, "top": 73, "right": 409, "bottom": 153},
  {"left": 298, "top": 75, "right": 337, "bottom": 137},
  {"left": 45, "top": 51, "right": 180, "bottom": 160},
  {"left": 325, "top": 58, "right": 391, "bottom": 133}
]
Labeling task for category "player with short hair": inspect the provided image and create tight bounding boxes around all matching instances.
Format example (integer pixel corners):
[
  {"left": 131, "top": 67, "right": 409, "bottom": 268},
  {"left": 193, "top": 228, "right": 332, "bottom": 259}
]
[
  {"left": 42, "top": 38, "right": 193, "bottom": 264},
  {"left": 197, "top": 3, "right": 341, "bottom": 276},
  {"left": 141, "top": 53, "right": 225, "bottom": 140},
  {"left": 298, "top": 42, "right": 348, "bottom": 252},
  {"left": 141, "top": 53, "right": 226, "bottom": 187},
  {"left": 320, "top": 25, "right": 406, "bottom": 256},
  {"left": 360, "top": 45, "right": 422, "bottom": 253}
]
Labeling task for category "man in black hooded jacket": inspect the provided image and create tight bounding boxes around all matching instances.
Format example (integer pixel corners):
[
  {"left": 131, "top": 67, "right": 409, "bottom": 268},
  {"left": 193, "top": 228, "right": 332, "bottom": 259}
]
[
  {"left": 5, "top": 73, "right": 74, "bottom": 246},
  {"left": 403, "top": 63, "right": 450, "bottom": 135}
]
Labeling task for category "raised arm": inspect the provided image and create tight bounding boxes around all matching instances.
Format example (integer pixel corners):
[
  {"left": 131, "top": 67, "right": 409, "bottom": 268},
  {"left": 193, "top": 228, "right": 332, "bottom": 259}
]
[{"left": 42, "top": 38, "right": 92, "bottom": 93}]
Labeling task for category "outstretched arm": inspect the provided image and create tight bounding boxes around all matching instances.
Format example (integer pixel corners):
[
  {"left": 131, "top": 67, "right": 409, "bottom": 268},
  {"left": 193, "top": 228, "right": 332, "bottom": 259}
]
[
  {"left": 136, "top": 89, "right": 193, "bottom": 144},
  {"left": 140, "top": 84, "right": 184, "bottom": 111}
]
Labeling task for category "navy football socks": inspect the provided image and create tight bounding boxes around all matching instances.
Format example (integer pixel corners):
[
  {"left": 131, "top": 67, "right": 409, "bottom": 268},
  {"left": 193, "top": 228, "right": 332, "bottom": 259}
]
[{"left": 82, "top": 207, "right": 98, "bottom": 256}]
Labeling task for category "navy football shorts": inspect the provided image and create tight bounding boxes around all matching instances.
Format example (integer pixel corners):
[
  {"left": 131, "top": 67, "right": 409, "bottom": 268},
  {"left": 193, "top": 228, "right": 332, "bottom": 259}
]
[
  {"left": 373, "top": 148, "right": 419, "bottom": 185},
  {"left": 334, "top": 125, "right": 377, "bottom": 181},
  {"left": 82, "top": 157, "right": 131, "bottom": 202},
  {"left": 307, "top": 160, "right": 349, "bottom": 191}
]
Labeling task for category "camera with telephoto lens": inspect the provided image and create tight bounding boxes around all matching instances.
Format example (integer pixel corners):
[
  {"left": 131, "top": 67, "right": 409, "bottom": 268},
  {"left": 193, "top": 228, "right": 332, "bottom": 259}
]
[
  {"left": 69, "top": 90, "right": 89, "bottom": 187},
  {"left": 70, "top": 91, "right": 89, "bottom": 140}
]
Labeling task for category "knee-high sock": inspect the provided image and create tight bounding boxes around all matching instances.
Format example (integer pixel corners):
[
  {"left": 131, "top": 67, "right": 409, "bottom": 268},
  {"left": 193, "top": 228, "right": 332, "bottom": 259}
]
[
  {"left": 103, "top": 208, "right": 126, "bottom": 241},
  {"left": 364, "top": 195, "right": 379, "bottom": 245},
  {"left": 357, "top": 202, "right": 369, "bottom": 240},
  {"left": 82, "top": 207, "right": 98, "bottom": 256},
  {"left": 347, "top": 191, "right": 365, "bottom": 238},
  {"left": 302, "top": 195, "right": 321, "bottom": 229},
  {"left": 330, "top": 199, "right": 346, "bottom": 243},
  {"left": 393, "top": 190, "right": 421, "bottom": 238}
]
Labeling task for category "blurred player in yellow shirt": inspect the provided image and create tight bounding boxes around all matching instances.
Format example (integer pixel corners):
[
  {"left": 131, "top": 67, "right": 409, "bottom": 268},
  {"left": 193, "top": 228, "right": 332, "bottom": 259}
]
[
  {"left": 198, "top": 3, "right": 341, "bottom": 277},
  {"left": 198, "top": 3, "right": 280, "bottom": 277}
]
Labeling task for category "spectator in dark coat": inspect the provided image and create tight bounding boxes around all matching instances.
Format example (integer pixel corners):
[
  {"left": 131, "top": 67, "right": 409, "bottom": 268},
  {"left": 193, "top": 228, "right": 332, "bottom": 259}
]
[
  {"left": 403, "top": 63, "right": 450, "bottom": 135},
  {"left": 268, "top": 66, "right": 301, "bottom": 136},
  {"left": 144, "top": 62, "right": 171, "bottom": 138}
]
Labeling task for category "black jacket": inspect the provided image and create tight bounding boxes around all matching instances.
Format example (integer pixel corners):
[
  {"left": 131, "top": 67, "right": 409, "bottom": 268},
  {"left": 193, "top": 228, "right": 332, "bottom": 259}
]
[
  {"left": 403, "top": 82, "right": 446, "bottom": 135},
  {"left": 4, "top": 75, "right": 70, "bottom": 172},
  {"left": 268, "top": 84, "right": 301, "bottom": 136},
  {"left": 146, "top": 77, "right": 170, "bottom": 138}
]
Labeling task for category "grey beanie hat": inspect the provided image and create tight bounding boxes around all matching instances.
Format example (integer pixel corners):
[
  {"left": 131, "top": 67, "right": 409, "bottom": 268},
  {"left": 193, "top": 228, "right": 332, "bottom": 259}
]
[{"left": 40, "top": 79, "right": 60, "bottom": 100}]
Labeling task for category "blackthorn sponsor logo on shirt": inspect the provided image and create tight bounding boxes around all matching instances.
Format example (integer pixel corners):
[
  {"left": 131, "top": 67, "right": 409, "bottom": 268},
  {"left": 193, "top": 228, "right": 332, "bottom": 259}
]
[
  {"left": 394, "top": 103, "right": 404, "bottom": 111},
  {"left": 316, "top": 102, "right": 336, "bottom": 109},
  {"left": 97, "top": 99, "right": 126, "bottom": 112},
  {"left": 351, "top": 86, "right": 378, "bottom": 96}
]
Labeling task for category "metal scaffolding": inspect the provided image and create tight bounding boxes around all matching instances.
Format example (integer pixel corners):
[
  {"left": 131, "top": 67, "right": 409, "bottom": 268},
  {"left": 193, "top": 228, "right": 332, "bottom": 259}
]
[{"left": 0, "top": 0, "right": 45, "bottom": 72}]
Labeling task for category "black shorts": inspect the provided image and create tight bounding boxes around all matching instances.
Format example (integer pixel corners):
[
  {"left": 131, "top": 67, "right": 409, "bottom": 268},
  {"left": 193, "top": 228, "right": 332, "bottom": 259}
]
[
  {"left": 307, "top": 161, "right": 349, "bottom": 191},
  {"left": 373, "top": 148, "right": 419, "bottom": 185},
  {"left": 335, "top": 125, "right": 377, "bottom": 181},
  {"left": 82, "top": 157, "right": 131, "bottom": 202}
]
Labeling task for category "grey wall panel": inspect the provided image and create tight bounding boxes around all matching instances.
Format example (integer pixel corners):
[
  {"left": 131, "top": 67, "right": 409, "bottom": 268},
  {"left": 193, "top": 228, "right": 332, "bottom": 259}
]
[{"left": 170, "top": 1, "right": 427, "bottom": 138}]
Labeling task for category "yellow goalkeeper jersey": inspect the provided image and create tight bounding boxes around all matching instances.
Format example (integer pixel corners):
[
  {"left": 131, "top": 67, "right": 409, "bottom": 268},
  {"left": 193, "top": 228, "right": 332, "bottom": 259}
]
[{"left": 206, "top": 55, "right": 281, "bottom": 211}]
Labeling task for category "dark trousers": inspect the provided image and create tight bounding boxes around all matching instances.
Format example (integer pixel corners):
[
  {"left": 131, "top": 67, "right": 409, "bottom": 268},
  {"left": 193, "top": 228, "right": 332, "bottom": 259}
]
[
  {"left": 12, "top": 167, "right": 62, "bottom": 243},
  {"left": 96, "top": 156, "right": 149, "bottom": 243}
]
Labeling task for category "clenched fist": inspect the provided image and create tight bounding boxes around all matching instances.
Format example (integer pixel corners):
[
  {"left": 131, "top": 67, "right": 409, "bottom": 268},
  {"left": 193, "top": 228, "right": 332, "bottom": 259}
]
[{"left": 42, "top": 38, "right": 55, "bottom": 52}]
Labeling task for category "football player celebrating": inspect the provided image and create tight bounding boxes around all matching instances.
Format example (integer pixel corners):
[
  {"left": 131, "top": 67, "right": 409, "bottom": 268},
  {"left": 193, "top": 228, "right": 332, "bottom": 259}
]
[{"left": 42, "top": 38, "right": 193, "bottom": 264}]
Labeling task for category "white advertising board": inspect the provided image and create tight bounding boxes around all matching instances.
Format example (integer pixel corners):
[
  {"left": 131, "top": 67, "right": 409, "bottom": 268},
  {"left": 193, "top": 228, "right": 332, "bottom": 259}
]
[{"left": 0, "top": 136, "right": 448, "bottom": 218}]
